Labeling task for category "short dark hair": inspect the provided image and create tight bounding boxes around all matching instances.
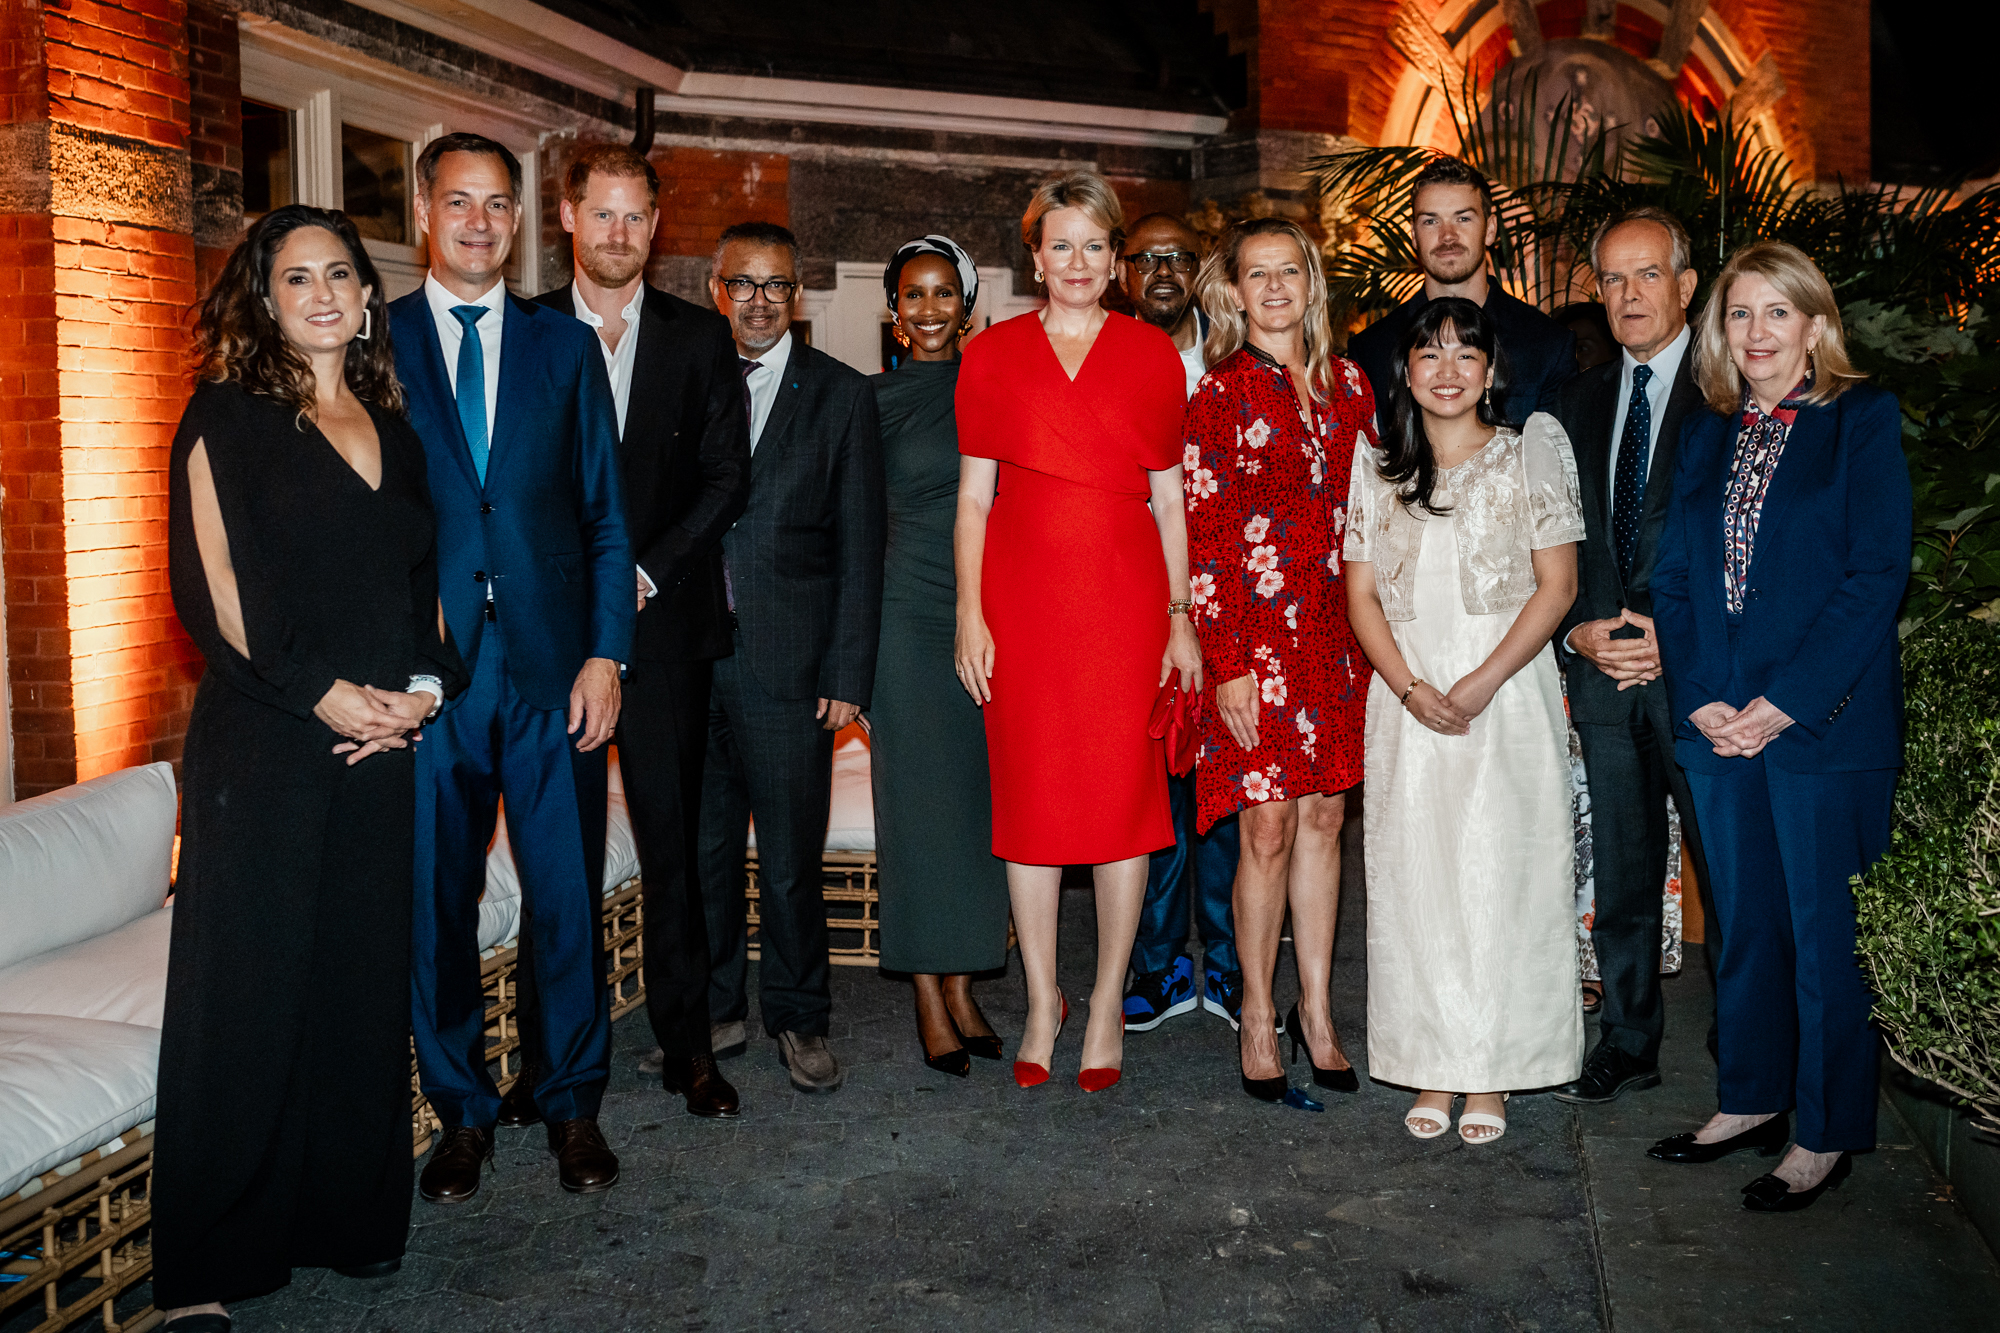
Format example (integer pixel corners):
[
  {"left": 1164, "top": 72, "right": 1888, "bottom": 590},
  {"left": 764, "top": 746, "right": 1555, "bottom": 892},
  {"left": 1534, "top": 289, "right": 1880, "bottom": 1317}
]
[
  {"left": 1409, "top": 155, "right": 1493, "bottom": 216},
  {"left": 1124, "top": 211, "right": 1197, "bottom": 247},
  {"left": 564, "top": 143, "right": 659, "bottom": 209},
  {"left": 416, "top": 132, "right": 522, "bottom": 201},
  {"left": 712, "top": 220, "right": 798, "bottom": 273}
]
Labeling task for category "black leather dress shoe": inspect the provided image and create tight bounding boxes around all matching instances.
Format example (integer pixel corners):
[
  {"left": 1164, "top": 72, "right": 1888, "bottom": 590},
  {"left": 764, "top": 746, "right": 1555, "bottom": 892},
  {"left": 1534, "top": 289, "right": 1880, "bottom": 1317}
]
[
  {"left": 332, "top": 1258, "right": 402, "bottom": 1279},
  {"left": 1742, "top": 1151, "right": 1851, "bottom": 1212},
  {"left": 1553, "top": 1041, "right": 1661, "bottom": 1104},
  {"left": 418, "top": 1125, "right": 494, "bottom": 1205},
  {"left": 547, "top": 1118, "right": 620, "bottom": 1193},
  {"left": 662, "top": 1052, "right": 741, "bottom": 1118},
  {"left": 496, "top": 1068, "right": 540, "bottom": 1127},
  {"left": 1647, "top": 1112, "right": 1790, "bottom": 1164}
]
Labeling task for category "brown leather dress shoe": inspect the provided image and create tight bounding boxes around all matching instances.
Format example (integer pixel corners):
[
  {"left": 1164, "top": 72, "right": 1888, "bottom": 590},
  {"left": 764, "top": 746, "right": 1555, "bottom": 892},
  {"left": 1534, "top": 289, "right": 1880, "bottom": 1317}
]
[
  {"left": 418, "top": 1125, "right": 493, "bottom": 1205},
  {"left": 546, "top": 1118, "right": 620, "bottom": 1193},
  {"left": 496, "top": 1068, "right": 540, "bottom": 1127},
  {"left": 662, "top": 1052, "right": 741, "bottom": 1118}
]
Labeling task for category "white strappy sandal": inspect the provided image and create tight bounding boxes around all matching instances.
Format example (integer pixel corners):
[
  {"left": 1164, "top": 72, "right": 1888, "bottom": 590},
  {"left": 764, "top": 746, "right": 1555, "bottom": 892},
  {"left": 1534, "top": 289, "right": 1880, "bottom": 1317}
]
[
  {"left": 1458, "top": 1093, "right": 1510, "bottom": 1145},
  {"left": 1405, "top": 1097, "right": 1454, "bottom": 1140}
]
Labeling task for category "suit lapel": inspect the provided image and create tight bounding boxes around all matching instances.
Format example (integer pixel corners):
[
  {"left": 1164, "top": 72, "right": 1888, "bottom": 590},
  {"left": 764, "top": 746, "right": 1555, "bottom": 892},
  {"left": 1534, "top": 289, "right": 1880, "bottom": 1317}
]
[
  {"left": 1578, "top": 364, "right": 1619, "bottom": 539},
  {"left": 400, "top": 297, "right": 481, "bottom": 492},
  {"left": 1643, "top": 356, "right": 1703, "bottom": 526},
  {"left": 628, "top": 291, "right": 672, "bottom": 453},
  {"left": 1746, "top": 396, "right": 1833, "bottom": 587},
  {"left": 753, "top": 341, "right": 807, "bottom": 473},
  {"left": 488, "top": 296, "right": 536, "bottom": 487}
]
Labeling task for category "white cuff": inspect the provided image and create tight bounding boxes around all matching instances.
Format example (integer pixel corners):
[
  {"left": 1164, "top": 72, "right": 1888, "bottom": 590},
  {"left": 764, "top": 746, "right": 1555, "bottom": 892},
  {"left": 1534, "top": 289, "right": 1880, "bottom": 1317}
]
[
  {"left": 637, "top": 564, "right": 658, "bottom": 599},
  {"left": 408, "top": 678, "right": 444, "bottom": 707}
]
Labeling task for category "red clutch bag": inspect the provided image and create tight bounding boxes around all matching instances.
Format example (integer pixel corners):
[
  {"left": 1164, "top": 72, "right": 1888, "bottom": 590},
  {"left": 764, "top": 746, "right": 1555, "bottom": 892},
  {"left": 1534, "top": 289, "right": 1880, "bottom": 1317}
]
[{"left": 1149, "top": 678, "right": 1202, "bottom": 777}]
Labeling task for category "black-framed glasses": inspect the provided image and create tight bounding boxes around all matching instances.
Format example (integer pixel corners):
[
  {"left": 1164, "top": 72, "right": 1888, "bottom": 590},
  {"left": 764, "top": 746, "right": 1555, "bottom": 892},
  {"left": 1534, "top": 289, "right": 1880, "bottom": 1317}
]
[
  {"left": 721, "top": 276, "right": 799, "bottom": 303},
  {"left": 1123, "top": 250, "right": 1199, "bottom": 275}
]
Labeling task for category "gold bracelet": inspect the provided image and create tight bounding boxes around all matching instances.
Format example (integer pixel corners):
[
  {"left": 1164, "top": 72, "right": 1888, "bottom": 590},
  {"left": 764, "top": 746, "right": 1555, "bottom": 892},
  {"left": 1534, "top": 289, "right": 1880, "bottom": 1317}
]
[
  {"left": 1400, "top": 678, "right": 1424, "bottom": 706},
  {"left": 1168, "top": 599, "right": 1193, "bottom": 616}
]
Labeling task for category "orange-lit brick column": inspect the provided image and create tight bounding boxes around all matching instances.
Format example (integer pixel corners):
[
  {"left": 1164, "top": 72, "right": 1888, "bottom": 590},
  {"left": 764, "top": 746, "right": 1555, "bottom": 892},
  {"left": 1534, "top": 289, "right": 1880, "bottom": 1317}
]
[
  {"left": 651, "top": 146, "right": 790, "bottom": 258},
  {"left": 1, "top": 0, "right": 199, "bottom": 796}
]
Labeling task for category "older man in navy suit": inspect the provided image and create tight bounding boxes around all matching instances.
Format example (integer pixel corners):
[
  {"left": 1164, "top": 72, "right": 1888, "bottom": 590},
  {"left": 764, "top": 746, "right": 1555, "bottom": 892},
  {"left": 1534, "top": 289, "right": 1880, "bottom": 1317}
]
[{"left": 389, "top": 133, "right": 634, "bottom": 1204}]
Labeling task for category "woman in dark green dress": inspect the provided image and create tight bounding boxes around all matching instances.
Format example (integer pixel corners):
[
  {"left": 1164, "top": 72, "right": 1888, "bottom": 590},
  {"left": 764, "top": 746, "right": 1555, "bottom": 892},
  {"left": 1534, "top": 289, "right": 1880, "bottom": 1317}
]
[{"left": 870, "top": 235, "right": 1011, "bottom": 1075}]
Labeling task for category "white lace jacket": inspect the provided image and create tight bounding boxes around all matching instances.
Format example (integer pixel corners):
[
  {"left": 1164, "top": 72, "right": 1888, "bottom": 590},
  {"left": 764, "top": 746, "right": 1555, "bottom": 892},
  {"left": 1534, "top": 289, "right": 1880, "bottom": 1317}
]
[{"left": 1342, "top": 412, "right": 1584, "bottom": 621}]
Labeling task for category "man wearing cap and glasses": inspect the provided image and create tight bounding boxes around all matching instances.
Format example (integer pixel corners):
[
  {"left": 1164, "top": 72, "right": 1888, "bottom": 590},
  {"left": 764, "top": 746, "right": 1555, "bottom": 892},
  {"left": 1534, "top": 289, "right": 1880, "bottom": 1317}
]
[
  {"left": 1114, "top": 213, "right": 1251, "bottom": 1038},
  {"left": 696, "top": 221, "right": 886, "bottom": 1094}
]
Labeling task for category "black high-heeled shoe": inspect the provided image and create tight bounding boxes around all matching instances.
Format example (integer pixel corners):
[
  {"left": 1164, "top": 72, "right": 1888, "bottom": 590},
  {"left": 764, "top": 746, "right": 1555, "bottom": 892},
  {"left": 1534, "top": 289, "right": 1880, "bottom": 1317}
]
[
  {"left": 1242, "top": 1071, "right": 1288, "bottom": 1102},
  {"left": 916, "top": 1004, "right": 970, "bottom": 1077},
  {"left": 949, "top": 1000, "right": 1003, "bottom": 1060},
  {"left": 1285, "top": 1003, "right": 1359, "bottom": 1092},
  {"left": 1647, "top": 1112, "right": 1790, "bottom": 1164},
  {"left": 1741, "top": 1151, "right": 1851, "bottom": 1212}
]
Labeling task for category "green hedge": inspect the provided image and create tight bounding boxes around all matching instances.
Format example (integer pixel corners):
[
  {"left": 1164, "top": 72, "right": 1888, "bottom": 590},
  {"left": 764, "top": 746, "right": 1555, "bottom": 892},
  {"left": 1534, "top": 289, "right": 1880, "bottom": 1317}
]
[{"left": 1855, "top": 620, "right": 2000, "bottom": 1132}]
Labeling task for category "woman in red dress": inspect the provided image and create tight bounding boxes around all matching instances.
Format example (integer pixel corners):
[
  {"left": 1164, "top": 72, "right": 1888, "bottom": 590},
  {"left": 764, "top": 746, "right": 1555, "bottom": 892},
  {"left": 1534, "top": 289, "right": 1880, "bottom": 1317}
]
[
  {"left": 1184, "top": 218, "right": 1374, "bottom": 1107},
  {"left": 954, "top": 170, "right": 1202, "bottom": 1093}
]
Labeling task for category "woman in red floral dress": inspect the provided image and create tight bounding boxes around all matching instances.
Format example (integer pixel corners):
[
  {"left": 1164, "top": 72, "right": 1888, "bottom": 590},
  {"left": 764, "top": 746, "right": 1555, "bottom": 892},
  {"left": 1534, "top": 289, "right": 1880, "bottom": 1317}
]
[{"left": 1184, "top": 218, "right": 1374, "bottom": 1107}]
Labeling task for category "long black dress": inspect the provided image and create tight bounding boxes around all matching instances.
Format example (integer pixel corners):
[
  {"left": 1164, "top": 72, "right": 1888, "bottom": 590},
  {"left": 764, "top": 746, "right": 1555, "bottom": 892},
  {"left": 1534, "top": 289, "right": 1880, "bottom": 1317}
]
[
  {"left": 869, "top": 356, "right": 1009, "bottom": 973},
  {"left": 153, "top": 379, "right": 464, "bottom": 1307}
]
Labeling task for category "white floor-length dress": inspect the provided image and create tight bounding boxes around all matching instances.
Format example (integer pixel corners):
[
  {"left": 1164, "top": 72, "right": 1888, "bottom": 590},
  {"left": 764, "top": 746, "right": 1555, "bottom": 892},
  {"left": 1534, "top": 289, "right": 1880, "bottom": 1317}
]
[{"left": 1357, "top": 440, "right": 1585, "bottom": 1093}]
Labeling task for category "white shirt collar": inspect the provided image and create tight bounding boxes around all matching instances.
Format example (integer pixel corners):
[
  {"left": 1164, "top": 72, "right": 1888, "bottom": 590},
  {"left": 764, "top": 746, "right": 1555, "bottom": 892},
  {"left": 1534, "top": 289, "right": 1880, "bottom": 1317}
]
[
  {"left": 570, "top": 281, "right": 646, "bottom": 335},
  {"left": 744, "top": 328, "right": 792, "bottom": 374},
  {"left": 1622, "top": 320, "right": 1691, "bottom": 389},
  {"left": 424, "top": 271, "right": 507, "bottom": 323}
]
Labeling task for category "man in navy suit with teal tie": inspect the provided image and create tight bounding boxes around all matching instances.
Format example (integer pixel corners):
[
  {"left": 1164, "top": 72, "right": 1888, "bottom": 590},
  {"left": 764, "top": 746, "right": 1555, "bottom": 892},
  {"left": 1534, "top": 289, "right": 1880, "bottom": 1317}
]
[{"left": 388, "top": 133, "right": 634, "bottom": 1204}]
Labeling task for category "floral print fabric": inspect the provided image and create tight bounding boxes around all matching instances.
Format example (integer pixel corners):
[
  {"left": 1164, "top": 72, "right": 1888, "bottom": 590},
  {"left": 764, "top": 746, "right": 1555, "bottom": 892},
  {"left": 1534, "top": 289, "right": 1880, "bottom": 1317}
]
[{"left": 1183, "top": 347, "right": 1375, "bottom": 833}]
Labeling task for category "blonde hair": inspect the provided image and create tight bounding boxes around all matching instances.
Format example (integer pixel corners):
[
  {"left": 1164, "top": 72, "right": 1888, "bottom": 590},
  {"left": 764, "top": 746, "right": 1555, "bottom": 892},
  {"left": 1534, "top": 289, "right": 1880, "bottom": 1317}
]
[
  {"left": 1695, "top": 240, "right": 1865, "bottom": 413},
  {"left": 1020, "top": 170, "right": 1125, "bottom": 260},
  {"left": 1195, "top": 218, "right": 1337, "bottom": 401}
]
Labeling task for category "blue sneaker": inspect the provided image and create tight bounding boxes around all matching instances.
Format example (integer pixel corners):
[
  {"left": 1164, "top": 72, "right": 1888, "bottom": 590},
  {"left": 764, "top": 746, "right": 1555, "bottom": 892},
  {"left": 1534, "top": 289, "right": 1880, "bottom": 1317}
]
[
  {"left": 1124, "top": 955, "right": 1200, "bottom": 1031},
  {"left": 1202, "top": 969, "right": 1286, "bottom": 1034}
]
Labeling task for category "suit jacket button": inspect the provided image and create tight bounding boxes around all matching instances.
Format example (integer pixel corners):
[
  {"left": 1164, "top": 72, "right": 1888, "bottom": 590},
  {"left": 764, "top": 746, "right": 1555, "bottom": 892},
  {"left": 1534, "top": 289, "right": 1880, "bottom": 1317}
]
[
  {"left": 480, "top": 502, "right": 493, "bottom": 514},
  {"left": 473, "top": 570, "right": 486, "bottom": 583}
]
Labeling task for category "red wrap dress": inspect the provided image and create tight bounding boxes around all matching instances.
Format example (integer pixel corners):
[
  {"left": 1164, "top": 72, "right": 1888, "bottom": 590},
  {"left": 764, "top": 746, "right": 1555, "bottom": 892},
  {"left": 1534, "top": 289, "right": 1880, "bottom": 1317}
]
[
  {"left": 956, "top": 311, "right": 1187, "bottom": 864},
  {"left": 1183, "top": 345, "right": 1376, "bottom": 833}
]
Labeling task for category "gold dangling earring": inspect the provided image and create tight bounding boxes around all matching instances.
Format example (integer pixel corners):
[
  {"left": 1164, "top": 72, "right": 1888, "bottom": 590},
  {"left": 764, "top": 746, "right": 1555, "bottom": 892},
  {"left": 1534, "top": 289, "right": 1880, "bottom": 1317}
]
[
  {"left": 892, "top": 324, "right": 911, "bottom": 349},
  {"left": 1035, "top": 270, "right": 1044, "bottom": 284}
]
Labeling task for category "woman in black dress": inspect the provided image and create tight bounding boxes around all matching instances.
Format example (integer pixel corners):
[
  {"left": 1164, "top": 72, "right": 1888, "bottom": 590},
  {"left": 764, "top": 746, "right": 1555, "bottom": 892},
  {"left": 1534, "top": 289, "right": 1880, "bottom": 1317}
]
[
  {"left": 154, "top": 205, "right": 463, "bottom": 1330},
  {"left": 870, "top": 236, "right": 1010, "bottom": 1074}
]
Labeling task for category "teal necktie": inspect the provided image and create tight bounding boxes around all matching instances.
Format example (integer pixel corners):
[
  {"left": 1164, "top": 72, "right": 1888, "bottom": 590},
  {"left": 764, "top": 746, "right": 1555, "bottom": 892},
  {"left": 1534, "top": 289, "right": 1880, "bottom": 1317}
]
[{"left": 451, "top": 305, "right": 490, "bottom": 484}]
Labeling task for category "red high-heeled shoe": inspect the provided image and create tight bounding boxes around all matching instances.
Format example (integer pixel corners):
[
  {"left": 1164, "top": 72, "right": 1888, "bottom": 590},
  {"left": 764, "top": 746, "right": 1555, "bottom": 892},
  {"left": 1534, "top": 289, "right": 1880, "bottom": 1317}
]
[
  {"left": 1012, "top": 991, "right": 1068, "bottom": 1088},
  {"left": 1078, "top": 1001, "right": 1124, "bottom": 1092}
]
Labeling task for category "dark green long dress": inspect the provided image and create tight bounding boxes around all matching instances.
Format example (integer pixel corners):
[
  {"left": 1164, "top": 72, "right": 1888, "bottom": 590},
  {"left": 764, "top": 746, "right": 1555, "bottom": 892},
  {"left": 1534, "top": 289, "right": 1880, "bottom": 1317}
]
[{"left": 869, "top": 355, "right": 1010, "bottom": 973}]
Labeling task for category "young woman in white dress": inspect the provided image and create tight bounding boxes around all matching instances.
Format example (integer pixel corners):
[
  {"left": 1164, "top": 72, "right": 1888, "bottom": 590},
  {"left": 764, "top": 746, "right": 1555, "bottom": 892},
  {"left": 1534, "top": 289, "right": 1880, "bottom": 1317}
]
[{"left": 1343, "top": 297, "right": 1586, "bottom": 1144}]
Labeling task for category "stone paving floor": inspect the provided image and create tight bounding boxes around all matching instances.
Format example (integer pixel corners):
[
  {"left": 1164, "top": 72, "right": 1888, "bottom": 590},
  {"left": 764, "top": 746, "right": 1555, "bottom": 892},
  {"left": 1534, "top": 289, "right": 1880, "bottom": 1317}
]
[{"left": 93, "top": 836, "right": 2000, "bottom": 1331}]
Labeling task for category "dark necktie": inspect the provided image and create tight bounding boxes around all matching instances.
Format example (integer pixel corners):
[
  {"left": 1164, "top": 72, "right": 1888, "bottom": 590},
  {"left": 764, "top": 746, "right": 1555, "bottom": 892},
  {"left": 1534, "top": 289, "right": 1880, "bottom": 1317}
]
[
  {"left": 1612, "top": 362, "right": 1654, "bottom": 580},
  {"left": 451, "top": 305, "right": 490, "bottom": 484},
  {"left": 727, "top": 357, "right": 762, "bottom": 614}
]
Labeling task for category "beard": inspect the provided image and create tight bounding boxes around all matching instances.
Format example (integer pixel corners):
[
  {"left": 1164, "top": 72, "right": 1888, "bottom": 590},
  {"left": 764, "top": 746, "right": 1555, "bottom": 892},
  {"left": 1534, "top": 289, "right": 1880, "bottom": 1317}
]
[
  {"left": 1422, "top": 243, "right": 1484, "bottom": 285},
  {"left": 577, "top": 241, "right": 647, "bottom": 289}
]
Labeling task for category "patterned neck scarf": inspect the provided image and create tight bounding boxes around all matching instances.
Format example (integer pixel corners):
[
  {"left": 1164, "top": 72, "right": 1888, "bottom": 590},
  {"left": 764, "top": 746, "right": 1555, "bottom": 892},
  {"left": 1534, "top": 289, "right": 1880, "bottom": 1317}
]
[{"left": 1722, "top": 369, "right": 1813, "bottom": 614}]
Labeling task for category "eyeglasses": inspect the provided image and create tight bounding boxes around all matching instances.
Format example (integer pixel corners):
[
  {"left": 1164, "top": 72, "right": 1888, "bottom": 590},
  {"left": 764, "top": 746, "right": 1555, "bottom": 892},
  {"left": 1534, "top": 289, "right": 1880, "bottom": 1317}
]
[
  {"left": 720, "top": 276, "right": 799, "bottom": 303},
  {"left": 1123, "top": 250, "right": 1199, "bottom": 275}
]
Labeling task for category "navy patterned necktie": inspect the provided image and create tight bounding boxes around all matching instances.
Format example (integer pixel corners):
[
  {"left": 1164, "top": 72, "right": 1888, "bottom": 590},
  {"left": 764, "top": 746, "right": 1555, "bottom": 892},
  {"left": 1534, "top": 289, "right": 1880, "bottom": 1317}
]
[
  {"left": 451, "top": 305, "right": 490, "bottom": 484},
  {"left": 1612, "top": 362, "right": 1654, "bottom": 579}
]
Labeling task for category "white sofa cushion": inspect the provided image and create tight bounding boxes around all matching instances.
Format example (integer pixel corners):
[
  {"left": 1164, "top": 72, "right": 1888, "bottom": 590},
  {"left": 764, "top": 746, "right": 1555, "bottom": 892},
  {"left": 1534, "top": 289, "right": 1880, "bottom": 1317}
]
[
  {"left": 0, "top": 906, "right": 172, "bottom": 1028},
  {"left": 0, "top": 763, "right": 175, "bottom": 974},
  {"left": 747, "top": 736, "right": 875, "bottom": 853},
  {"left": 0, "top": 1014, "right": 159, "bottom": 1200},
  {"left": 480, "top": 787, "right": 640, "bottom": 952}
]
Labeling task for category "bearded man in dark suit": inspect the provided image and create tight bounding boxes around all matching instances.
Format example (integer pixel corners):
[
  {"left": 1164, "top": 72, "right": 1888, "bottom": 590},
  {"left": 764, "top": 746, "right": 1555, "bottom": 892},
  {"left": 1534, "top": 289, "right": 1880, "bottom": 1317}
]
[
  {"left": 502, "top": 144, "right": 752, "bottom": 1124},
  {"left": 1551, "top": 207, "right": 1718, "bottom": 1105}
]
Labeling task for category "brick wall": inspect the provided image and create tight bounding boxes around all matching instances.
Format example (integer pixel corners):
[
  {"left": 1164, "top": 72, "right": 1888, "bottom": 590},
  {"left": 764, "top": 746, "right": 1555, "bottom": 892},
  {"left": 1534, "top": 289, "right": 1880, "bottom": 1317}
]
[
  {"left": 654, "top": 146, "right": 790, "bottom": 260},
  {"left": 187, "top": 0, "right": 242, "bottom": 297},
  {"left": 2, "top": 0, "right": 198, "bottom": 796}
]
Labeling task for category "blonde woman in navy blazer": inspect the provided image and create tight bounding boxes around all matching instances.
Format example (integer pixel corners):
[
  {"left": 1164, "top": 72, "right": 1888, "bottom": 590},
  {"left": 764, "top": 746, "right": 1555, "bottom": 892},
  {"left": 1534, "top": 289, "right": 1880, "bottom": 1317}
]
[{"left": 1648, "top": 241, "right": 1910, "bottom": 1213}]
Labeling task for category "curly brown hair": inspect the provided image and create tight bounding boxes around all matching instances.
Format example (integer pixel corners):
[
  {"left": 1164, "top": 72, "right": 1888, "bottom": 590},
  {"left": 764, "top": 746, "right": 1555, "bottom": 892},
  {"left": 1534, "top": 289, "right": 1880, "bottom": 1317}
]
[{"left": 193, "top": 204, "right": 403, "bottom": 417}]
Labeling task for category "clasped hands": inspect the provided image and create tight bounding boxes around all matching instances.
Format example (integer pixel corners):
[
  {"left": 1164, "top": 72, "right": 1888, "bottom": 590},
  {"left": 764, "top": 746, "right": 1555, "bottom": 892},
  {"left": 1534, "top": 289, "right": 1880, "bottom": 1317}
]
[
  {"left": 1571, "top": 608, "right": 1660, "bottom": 690},
  {"left": 1690, "top": 697, "right": 1793, "bottom": 758},
  {"left": 1401, "top": 672, "right": 1497, "bottom": 738},
  {"left": 316, "top": 680, "right": 431, "bottom": 766}
]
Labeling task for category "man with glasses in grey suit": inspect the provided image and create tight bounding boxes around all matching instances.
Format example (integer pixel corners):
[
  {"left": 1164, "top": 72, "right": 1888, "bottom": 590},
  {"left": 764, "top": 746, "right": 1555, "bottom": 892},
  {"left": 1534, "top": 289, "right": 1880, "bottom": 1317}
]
[{"left": 698, "top": 221, "right": 886, "bottom": 1093}]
